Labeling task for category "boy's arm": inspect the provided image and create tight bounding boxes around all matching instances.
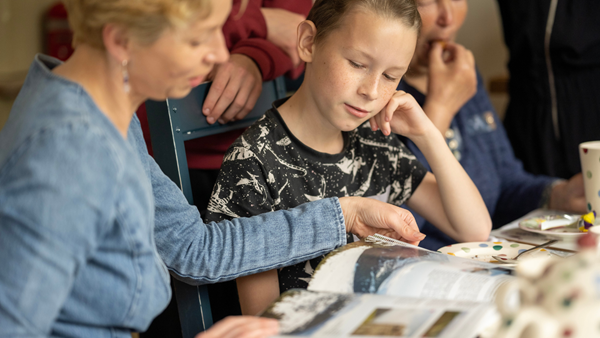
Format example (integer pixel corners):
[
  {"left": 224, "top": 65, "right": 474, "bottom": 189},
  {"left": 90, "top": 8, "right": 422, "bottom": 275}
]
[
  {"left": 206, "top": 142, "right": 283, "bottom": 314},
  {"left": 236, "top": 270, "right": 280, "bottom": 315},
  {"left": 373, "top": 92, "right": 491, "bottom": 242},
  {"left": 203, "top": 138, "right": 290, "bottom": 314}
]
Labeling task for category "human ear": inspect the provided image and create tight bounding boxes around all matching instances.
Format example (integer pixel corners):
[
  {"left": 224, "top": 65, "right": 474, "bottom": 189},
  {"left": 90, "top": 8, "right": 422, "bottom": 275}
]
[
  {"left": 102, "top": 23, "right": 131, "bottom": 64},
  {"left": 297, "top": 20, "right": 317, "bottom": 63}
]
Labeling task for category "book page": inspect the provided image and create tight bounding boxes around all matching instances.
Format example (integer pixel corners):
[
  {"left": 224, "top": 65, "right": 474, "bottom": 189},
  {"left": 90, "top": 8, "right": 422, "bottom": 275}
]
[
  {"left": 262, "top": 289, "right": 496, "bottom": 338},
  {"left": 309, "top": 238, "right": 513, "bottom": 302}
]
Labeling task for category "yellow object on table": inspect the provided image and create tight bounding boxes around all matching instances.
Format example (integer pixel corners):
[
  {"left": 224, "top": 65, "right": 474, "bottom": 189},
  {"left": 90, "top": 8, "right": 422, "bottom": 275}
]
[{"left": 579, "top": 211, "right": 596, "bottom": 232}]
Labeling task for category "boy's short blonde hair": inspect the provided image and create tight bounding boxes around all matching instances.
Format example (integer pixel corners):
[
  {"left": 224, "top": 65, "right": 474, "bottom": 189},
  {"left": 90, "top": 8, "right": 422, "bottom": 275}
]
[
  {"left": 307, "top": 0, "right": 421, "bottom": 45},
  {"left": 62, "top": 0, "right": 212, "bottom": 49}
]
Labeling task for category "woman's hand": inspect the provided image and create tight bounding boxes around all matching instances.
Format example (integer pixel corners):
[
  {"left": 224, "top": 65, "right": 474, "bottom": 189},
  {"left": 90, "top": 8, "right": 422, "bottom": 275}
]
[
  {"left": 195, "top": 316, "right": 279, "bottom": 338},
  {"left": 369, "top": 90, "right": 435, "bottom": 140},
  {"left": 549, "top": 173, "right": 587, "bottom": 213},
  {"left": 339, "top": 196, "right": 425, "bottom": 245},
  {"left": 422, "top": 42, "right": 476, "bottom": 133}
]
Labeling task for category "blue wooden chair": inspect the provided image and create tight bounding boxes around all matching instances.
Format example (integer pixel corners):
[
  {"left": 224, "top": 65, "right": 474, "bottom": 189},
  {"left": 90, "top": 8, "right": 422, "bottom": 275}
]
[{"left": 145, "top": 77, "right": 287, "bottom": 338}]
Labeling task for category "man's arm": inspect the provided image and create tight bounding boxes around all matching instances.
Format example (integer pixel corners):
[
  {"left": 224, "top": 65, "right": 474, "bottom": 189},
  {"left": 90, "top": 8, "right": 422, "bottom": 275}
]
[
  {"left": 260, "top": 7, "right": 307, "bottom": 68},
  {"left": 202, "top": 0, "right": 311, "bottom": 124},
  {"left": 202, "top": 54, "right": 263, "bottom": 124}
]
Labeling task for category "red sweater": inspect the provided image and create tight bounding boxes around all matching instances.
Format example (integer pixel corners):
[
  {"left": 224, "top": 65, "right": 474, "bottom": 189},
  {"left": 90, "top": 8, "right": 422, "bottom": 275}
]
[{"left": 138, "top": 0, "right": 312, "bottom": 169}]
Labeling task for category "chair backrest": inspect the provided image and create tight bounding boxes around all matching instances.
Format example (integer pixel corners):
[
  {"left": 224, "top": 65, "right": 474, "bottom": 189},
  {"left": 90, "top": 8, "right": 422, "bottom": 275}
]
[{"left": 145, "top": 77, "right": 287, "bottom": 338}]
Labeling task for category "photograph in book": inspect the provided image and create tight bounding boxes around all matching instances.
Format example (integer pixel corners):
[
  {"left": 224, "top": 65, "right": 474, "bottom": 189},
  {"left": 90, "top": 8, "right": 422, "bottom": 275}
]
[
  {"left": 307, "top": 238, "right": 513, "bottom": 301},
  {"left": 261, "top": 289, "right": 495, "bottom": 337}
]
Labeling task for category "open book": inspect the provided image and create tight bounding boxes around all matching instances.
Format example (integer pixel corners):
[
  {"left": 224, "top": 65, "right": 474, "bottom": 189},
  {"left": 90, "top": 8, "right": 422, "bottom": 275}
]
[{"left": 261, "top": 235, "right": 512, "bottom": 337}]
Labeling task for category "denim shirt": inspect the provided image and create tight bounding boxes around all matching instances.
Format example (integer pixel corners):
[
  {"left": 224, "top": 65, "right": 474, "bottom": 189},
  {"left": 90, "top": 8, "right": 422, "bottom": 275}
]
[{"left": 0, "top": 55, "right": 346, "bottom": 337}]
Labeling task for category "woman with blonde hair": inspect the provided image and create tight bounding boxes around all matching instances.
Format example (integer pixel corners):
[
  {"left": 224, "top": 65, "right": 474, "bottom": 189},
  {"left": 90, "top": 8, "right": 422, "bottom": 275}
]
[{"left": 0, "top": 0, "right": 425, "bottom": 336}]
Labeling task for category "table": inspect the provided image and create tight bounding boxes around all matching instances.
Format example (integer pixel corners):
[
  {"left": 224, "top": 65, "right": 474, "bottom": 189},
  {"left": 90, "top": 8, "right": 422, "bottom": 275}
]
[{"left": 490, "top": 208, "right": 578, "bottom": 252}]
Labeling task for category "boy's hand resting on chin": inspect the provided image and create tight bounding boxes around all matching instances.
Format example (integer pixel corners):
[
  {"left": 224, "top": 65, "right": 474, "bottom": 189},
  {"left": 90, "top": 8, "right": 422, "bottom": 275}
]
[
  {"left": 369, "top": 91, "right": 436, "bottom": 141},
  {"left": 339, "top": 197, "right": 425, "bottom": 246}
]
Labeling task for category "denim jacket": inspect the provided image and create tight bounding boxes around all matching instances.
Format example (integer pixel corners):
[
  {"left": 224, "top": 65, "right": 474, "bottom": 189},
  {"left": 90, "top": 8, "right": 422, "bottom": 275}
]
[{"left": 0, "top": 55, "right": 346, "bottom": 337}]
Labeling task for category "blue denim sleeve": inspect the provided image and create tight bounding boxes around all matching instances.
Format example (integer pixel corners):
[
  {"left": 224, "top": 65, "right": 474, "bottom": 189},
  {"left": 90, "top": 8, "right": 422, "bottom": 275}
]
[
  {"left": 130, "top": 119, "right": 347, "bottom": 285},
  {"left": 0, "top": 123, "right": 119, "bottom": 336}
]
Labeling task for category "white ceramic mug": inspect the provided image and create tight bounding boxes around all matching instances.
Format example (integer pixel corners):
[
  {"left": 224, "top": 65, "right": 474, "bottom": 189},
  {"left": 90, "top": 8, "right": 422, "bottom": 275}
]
[{"left": 580, "top": 141, "right": 600, "bottom": 223}]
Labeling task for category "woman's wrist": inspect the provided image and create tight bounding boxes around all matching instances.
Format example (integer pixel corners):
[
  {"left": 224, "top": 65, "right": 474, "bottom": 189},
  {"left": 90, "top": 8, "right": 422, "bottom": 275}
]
[
  {"left": 423, "top": 100, "right": 454, "bottom": 134},
  {"left": 543, "top": 179, "right": 567, "bottom": 210}
]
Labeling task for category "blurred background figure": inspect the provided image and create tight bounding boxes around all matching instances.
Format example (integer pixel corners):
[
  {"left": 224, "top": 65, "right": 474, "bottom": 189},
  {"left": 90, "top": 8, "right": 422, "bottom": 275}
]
[
  {"left": 498, "top": 1, "right": 600, "bottom": 179},
  {"left": 397, "top": 0, "right": 586, "bottom": 251}
]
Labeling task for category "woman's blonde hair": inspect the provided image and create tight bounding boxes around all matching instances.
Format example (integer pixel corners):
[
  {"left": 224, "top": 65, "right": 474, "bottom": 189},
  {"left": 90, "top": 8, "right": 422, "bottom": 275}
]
[
  {"left": 307, "top": 0, "right": 421, "bottom": 45},
  {"left": 62, "top": 0, "right": 212, "bottom": 49}
]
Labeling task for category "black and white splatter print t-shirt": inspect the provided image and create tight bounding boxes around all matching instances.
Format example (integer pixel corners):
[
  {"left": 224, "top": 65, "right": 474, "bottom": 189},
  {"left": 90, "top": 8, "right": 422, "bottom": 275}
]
[{"left": 205, "top": 98, "right": 428, "bottom": 293}]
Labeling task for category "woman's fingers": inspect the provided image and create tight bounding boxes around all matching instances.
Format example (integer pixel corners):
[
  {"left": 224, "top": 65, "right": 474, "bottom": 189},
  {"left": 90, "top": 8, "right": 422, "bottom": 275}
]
[
  {"left": 339, "top": 197, "right": 425, "bottom": 243},
  {"left": 466, "top": 49, "right": 475, "bottom": 66},
  {"left": 195, "top": 316, "right": 279, "bottom": 338},
  {"left": 428, "top": 41, "right": 445, "bottom": 67}
]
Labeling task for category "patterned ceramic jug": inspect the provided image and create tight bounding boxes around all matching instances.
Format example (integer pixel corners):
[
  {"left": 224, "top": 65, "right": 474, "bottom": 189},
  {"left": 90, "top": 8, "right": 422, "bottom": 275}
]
[{"left": 494, "top": 234, "right": 600, "bottom": 338}]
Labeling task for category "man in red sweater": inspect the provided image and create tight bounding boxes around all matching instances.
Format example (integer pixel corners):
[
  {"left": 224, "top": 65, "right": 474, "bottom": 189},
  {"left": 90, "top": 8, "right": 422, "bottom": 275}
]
[
  {"left": 184, "top": 0, "right": 311, "bottom": 214},
  {"left": 138, "top": 0, "right": 310, "bottom": 213}
]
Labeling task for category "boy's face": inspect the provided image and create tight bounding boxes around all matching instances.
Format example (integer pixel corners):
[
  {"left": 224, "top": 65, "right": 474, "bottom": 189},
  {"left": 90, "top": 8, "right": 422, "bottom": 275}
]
[{"left": 304, "top": 8, "right": 417, "bottom": 132}]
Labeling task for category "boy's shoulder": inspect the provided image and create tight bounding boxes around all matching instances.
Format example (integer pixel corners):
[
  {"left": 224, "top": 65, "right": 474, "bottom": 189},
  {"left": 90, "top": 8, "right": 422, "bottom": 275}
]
[{"left": 234, "top": 109, "right": 280, "bottom": 146}]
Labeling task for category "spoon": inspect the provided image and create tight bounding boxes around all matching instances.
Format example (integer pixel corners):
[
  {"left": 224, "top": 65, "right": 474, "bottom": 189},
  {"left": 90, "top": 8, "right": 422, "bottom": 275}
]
[{"left": 492, "top": 239, "right": 558, "bottom": 264}]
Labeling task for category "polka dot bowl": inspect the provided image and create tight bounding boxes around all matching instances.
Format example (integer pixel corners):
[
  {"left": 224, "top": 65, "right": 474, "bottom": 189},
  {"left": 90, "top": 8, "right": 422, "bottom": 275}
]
[{"left": 437, "top": 241, "right": 554, "bottom": 264}]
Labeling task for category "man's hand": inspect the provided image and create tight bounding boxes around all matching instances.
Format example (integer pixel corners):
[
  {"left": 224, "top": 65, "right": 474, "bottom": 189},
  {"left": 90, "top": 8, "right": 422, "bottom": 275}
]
[
  {"left": 423, "top": 42, "right": 476, "bottom": 133},
  {"left": 195, "top": 316, "right": 278, "bottom": 338},
  {"left": 202, "top": 54, "right": 263, "bottom": 124},
  {"left": 549, "top": 173, "right": 587, "bottom": 213},
  {"left": 339, "top": 197, "right": 425, "bottom": 245},
  {"left": 261, "top": 8, "right": 305, "bottom": 67}
]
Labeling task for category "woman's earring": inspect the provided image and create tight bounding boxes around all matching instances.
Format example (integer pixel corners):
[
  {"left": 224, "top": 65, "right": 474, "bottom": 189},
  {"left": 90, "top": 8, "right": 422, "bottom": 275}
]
[{"left": 121, "top": 60, "right": 131, "bottom": 93}]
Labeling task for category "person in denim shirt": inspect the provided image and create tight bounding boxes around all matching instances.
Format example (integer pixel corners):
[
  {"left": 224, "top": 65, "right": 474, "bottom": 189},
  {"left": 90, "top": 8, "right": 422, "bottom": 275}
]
[
  {"left": 396, "top": 0, "right": 586, "bottom": 251},
  {"left": 0, "top": 0, "right": 425, "bottom": 337}
]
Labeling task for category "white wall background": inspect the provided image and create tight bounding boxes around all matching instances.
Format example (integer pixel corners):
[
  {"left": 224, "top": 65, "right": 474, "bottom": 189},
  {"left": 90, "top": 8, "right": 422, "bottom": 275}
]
[
  {"left": 456, "top": 0, "right": 509, "bottom": 118},
  {"left": 0, "top": 0, "right": 58, "bottom": 128},
  {"left": 0, "top": 0, "right": 59, "bottom": 73},
  {"left": 0, "top": 0, "right": 509, "bottom": 130}
]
